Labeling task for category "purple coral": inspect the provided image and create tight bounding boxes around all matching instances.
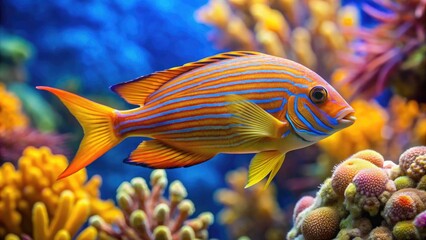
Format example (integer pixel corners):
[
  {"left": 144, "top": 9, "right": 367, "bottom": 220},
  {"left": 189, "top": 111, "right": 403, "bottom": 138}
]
[
  {"left": 343, "top": 0, "right": 426, "bottom": 100},
  {"left": 399, "top": 146, "right": 426, "bottom": 180},
  {"left": 382, "top": 189, "right": 426, "bottom": 225},
  {"left": 414, "top": 210, "right": 426, "bottom": 229}
]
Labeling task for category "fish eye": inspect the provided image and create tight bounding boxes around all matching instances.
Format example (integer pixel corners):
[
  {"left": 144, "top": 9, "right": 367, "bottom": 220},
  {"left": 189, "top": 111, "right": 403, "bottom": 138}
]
[{"left": 309, "top": 86, "right": 328, "bottom": 104}]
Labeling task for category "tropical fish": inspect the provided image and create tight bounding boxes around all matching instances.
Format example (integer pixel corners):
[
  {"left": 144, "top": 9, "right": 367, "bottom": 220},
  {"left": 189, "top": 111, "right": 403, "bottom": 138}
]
[{"left": 37, "top": 51, "right": 355, "bottom": 188}]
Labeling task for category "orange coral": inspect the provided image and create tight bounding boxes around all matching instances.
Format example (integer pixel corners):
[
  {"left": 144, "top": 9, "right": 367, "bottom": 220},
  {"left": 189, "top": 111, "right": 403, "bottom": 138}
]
[
  {"left": 351, "top": 149, "right": 385, "bottom": 168},
  {"left": 301, "top": 206, "right": 340, "bottom": 240},
  {"left": 382, "top": 189, "right": 426, "bottom": 225},
  {"left": 331, "top": 158, "right": 378, "bottom": 197},
  {"left": 0, "top": 83, "right": 28, "bottom": 131}
]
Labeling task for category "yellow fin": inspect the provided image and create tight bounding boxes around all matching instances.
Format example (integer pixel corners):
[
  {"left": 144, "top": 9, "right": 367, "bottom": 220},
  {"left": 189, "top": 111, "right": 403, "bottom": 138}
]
[
  {"left": 226, "top": 94, "right": 289, "bottom": 142},
  {"left": 36, "top": 86, "right": 120, "bottom": 179},
  {"left": 245, "top": 151, "right": 286, "bottom": 188},
  {"left": 110, "top": 51, "right": 262, "bottom": 106},
  {"left": 124, "top": 140, "right": 214, "bottom": 168}
]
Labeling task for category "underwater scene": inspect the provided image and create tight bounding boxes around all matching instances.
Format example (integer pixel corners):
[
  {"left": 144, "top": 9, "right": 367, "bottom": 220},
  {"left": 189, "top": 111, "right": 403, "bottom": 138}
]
[{"left": 1, "top": 0, "right": 426, "bottom": 239}]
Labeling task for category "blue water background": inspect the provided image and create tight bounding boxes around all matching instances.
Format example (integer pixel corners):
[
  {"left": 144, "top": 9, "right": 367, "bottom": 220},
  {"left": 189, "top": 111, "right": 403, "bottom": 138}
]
[{"left": 2, "top": 0, "right": 389, "bottom": 238}]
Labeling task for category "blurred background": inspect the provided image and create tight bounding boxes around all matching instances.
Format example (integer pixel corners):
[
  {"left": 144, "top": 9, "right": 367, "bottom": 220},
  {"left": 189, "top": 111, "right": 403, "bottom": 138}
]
[{"left": 1, "top": 0, "right": 425, "bottom": 239}]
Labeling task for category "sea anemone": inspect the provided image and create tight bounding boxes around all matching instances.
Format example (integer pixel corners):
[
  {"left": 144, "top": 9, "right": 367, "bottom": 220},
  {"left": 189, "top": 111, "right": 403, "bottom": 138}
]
[
  {"left": 342, "top": 0, "right": 426, "bottom": 101},
  {"left": 0, "top": 146, "right": 120, "bottom": 239},
  {"left": 90, "top": 170, "right": 214, "bottom": 240}
]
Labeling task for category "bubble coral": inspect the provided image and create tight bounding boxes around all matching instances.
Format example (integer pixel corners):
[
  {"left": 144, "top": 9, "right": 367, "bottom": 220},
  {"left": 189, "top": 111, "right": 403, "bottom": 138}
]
[
  {"left": 301, "top": 206, "right": 340, "bottom": 240},
  {"left": 0, "top": 146, "right": 120, "bottom": 239},
  {"left": 353, "top": 168, "right": 389, "bottom": 197},
  {"left": 342, "top": 0, "right": 426, "bottom": 101},
  {"left": 392, "top": 220, "right": 421, "bottom": 240},
  {"left": 331, "top": 157, "right": 378, "bottom": 197},
  {"left": 399, "top": 146, "right": 426, "bottom": 180},
  {"left": 215, "top": 168, "right": 287, "bottom": 240},
  {"left": 290, "top": 146, "right": 426, "bottom": 240},
  {"left": 382, "top": 189, "right": 426, "bottom": 225},
  {"left": 90, "top": 170, "right": 214, "bottom": 240},
  {"left": 292, "top": 196, "right": 314, "bottom": 222}
]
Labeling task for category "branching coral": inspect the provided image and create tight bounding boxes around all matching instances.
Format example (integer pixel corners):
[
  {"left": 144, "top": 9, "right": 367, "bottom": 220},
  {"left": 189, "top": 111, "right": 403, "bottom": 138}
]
[
  {"left": 215, "top": 168, "right": 287, "bottom": 240},
  {"left": 341, "top": 0, "right": 426, "bottom": 101},
  {"left": 90, "top": 169, "right": 214, "bottom": 240},
  {"left": 196, "top": 0, "right": 359, "bottom": 77},
  {"left": 288, "top": 146, "right": 426, "bottom": 240},
  {"left": 0, "top": 146, "right": 121, "bottom": 239}
]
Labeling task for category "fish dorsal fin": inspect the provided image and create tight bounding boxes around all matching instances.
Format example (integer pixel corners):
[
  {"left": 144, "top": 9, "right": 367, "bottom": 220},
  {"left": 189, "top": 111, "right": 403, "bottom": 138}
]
[{"left": 110, "top": 51, "right": 262, "bottom": 106}]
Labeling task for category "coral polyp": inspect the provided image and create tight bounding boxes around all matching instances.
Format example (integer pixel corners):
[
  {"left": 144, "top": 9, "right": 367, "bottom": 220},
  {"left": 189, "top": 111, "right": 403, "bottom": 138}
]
[
  {"left": 353, "top": 168, "right": 388, "bottom": 197},
  {"left": 289, "top": 146, "right": 426, "bottom": 240},
  {"left": 90, "top": 170, "right": 214, "bottom": 240},
  {"left": 301, "top": 207, "right": 340, "bottom": 240}
]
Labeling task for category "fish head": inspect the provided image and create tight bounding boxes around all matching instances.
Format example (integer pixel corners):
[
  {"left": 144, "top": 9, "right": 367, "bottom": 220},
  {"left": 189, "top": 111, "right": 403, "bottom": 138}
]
[{"left": 286, "top": 79, "right": 355, "bottom": 143}]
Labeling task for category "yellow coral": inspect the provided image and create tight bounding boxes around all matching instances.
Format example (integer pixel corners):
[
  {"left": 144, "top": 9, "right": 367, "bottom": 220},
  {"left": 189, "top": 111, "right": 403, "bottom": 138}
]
[
  {"left": 0, "top": 83, "right": 28, "bottom": 131},
  {"left": 215, "top": 168, "right": 287, "bottom": 239},
  {"left": 0, "top": 146, "right": 122, "bottom": 239},
  {"left": 196, "top": 0, "right": 357, "bottom": 77}
]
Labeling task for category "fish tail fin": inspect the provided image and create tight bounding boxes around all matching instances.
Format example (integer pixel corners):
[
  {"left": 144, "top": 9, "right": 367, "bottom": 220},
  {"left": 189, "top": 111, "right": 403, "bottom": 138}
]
[{"left": 36, "top": 86, "right": 121, "bottom": 179}]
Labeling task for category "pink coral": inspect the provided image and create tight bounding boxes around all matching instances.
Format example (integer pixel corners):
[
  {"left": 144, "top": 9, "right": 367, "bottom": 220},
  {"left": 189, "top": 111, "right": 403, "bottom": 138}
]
[
  {"left": 293, "top": 196, "right": 314, "bottom": 221},
  {"left": 382, "top": 189, "right": 426, "bottom": 225},
  {"left": 353, "top": 168, "right": 388, "bottom": 197},
  {"left": 399, "top": 146, "right": 426, "bottom": 180}
]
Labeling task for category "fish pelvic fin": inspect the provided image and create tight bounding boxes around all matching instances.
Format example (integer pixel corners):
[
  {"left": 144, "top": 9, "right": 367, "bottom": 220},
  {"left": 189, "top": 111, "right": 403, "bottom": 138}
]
[
  {"left": 245, "top": 151, "right": 286, "bottom": 189},
  {"left": 36, "top": 86, "right": 121, "bottom": 179},
  {"left": 124, "top": 140, "right": 214, "bottom": 168}
]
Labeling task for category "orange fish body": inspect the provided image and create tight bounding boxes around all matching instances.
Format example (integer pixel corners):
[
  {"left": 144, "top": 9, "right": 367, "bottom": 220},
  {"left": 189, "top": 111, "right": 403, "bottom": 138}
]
[{"left": 38, "top": 51, "right": 355, "bottom": 188}]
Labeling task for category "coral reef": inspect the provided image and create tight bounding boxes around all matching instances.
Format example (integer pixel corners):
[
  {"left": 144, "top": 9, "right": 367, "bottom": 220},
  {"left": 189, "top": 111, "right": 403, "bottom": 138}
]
[
  {"left": 196, "top": 0, "right": 358, "bottom": 77},
  {"left": 215, "top": 168, "right": 287, "bottom": 240},
  {"left": 341, "top": 0, "right": 426, "bottom": 101},
  {"left": 90, "top": 169, "right": 214, "bottom": 240},
  {"left": 288, "top": 146, "right": 426, "bottom": 240},
  {"left": 0, "top": 146, "right": 121, "bottom": 239}
]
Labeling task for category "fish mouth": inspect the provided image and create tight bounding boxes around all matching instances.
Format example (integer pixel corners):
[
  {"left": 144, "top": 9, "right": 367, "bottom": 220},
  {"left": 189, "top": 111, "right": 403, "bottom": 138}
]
[{"left": 337, "top": 109, "right": 356, "bottom": 127}]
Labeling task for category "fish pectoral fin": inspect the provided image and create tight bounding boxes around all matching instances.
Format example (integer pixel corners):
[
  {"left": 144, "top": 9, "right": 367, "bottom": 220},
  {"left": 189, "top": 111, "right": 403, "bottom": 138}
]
[
  {"left": 226, "top": 94, "right": 289, "bottom": 141},
  {"left": 245, "top": 151, "right": 286, "bottom": 188},
  {"left": 124, "top": 140, "right": 214, "bottom": 168},
  {"left": 111, "top": 51, "right": 262, "bottom": 106}
]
